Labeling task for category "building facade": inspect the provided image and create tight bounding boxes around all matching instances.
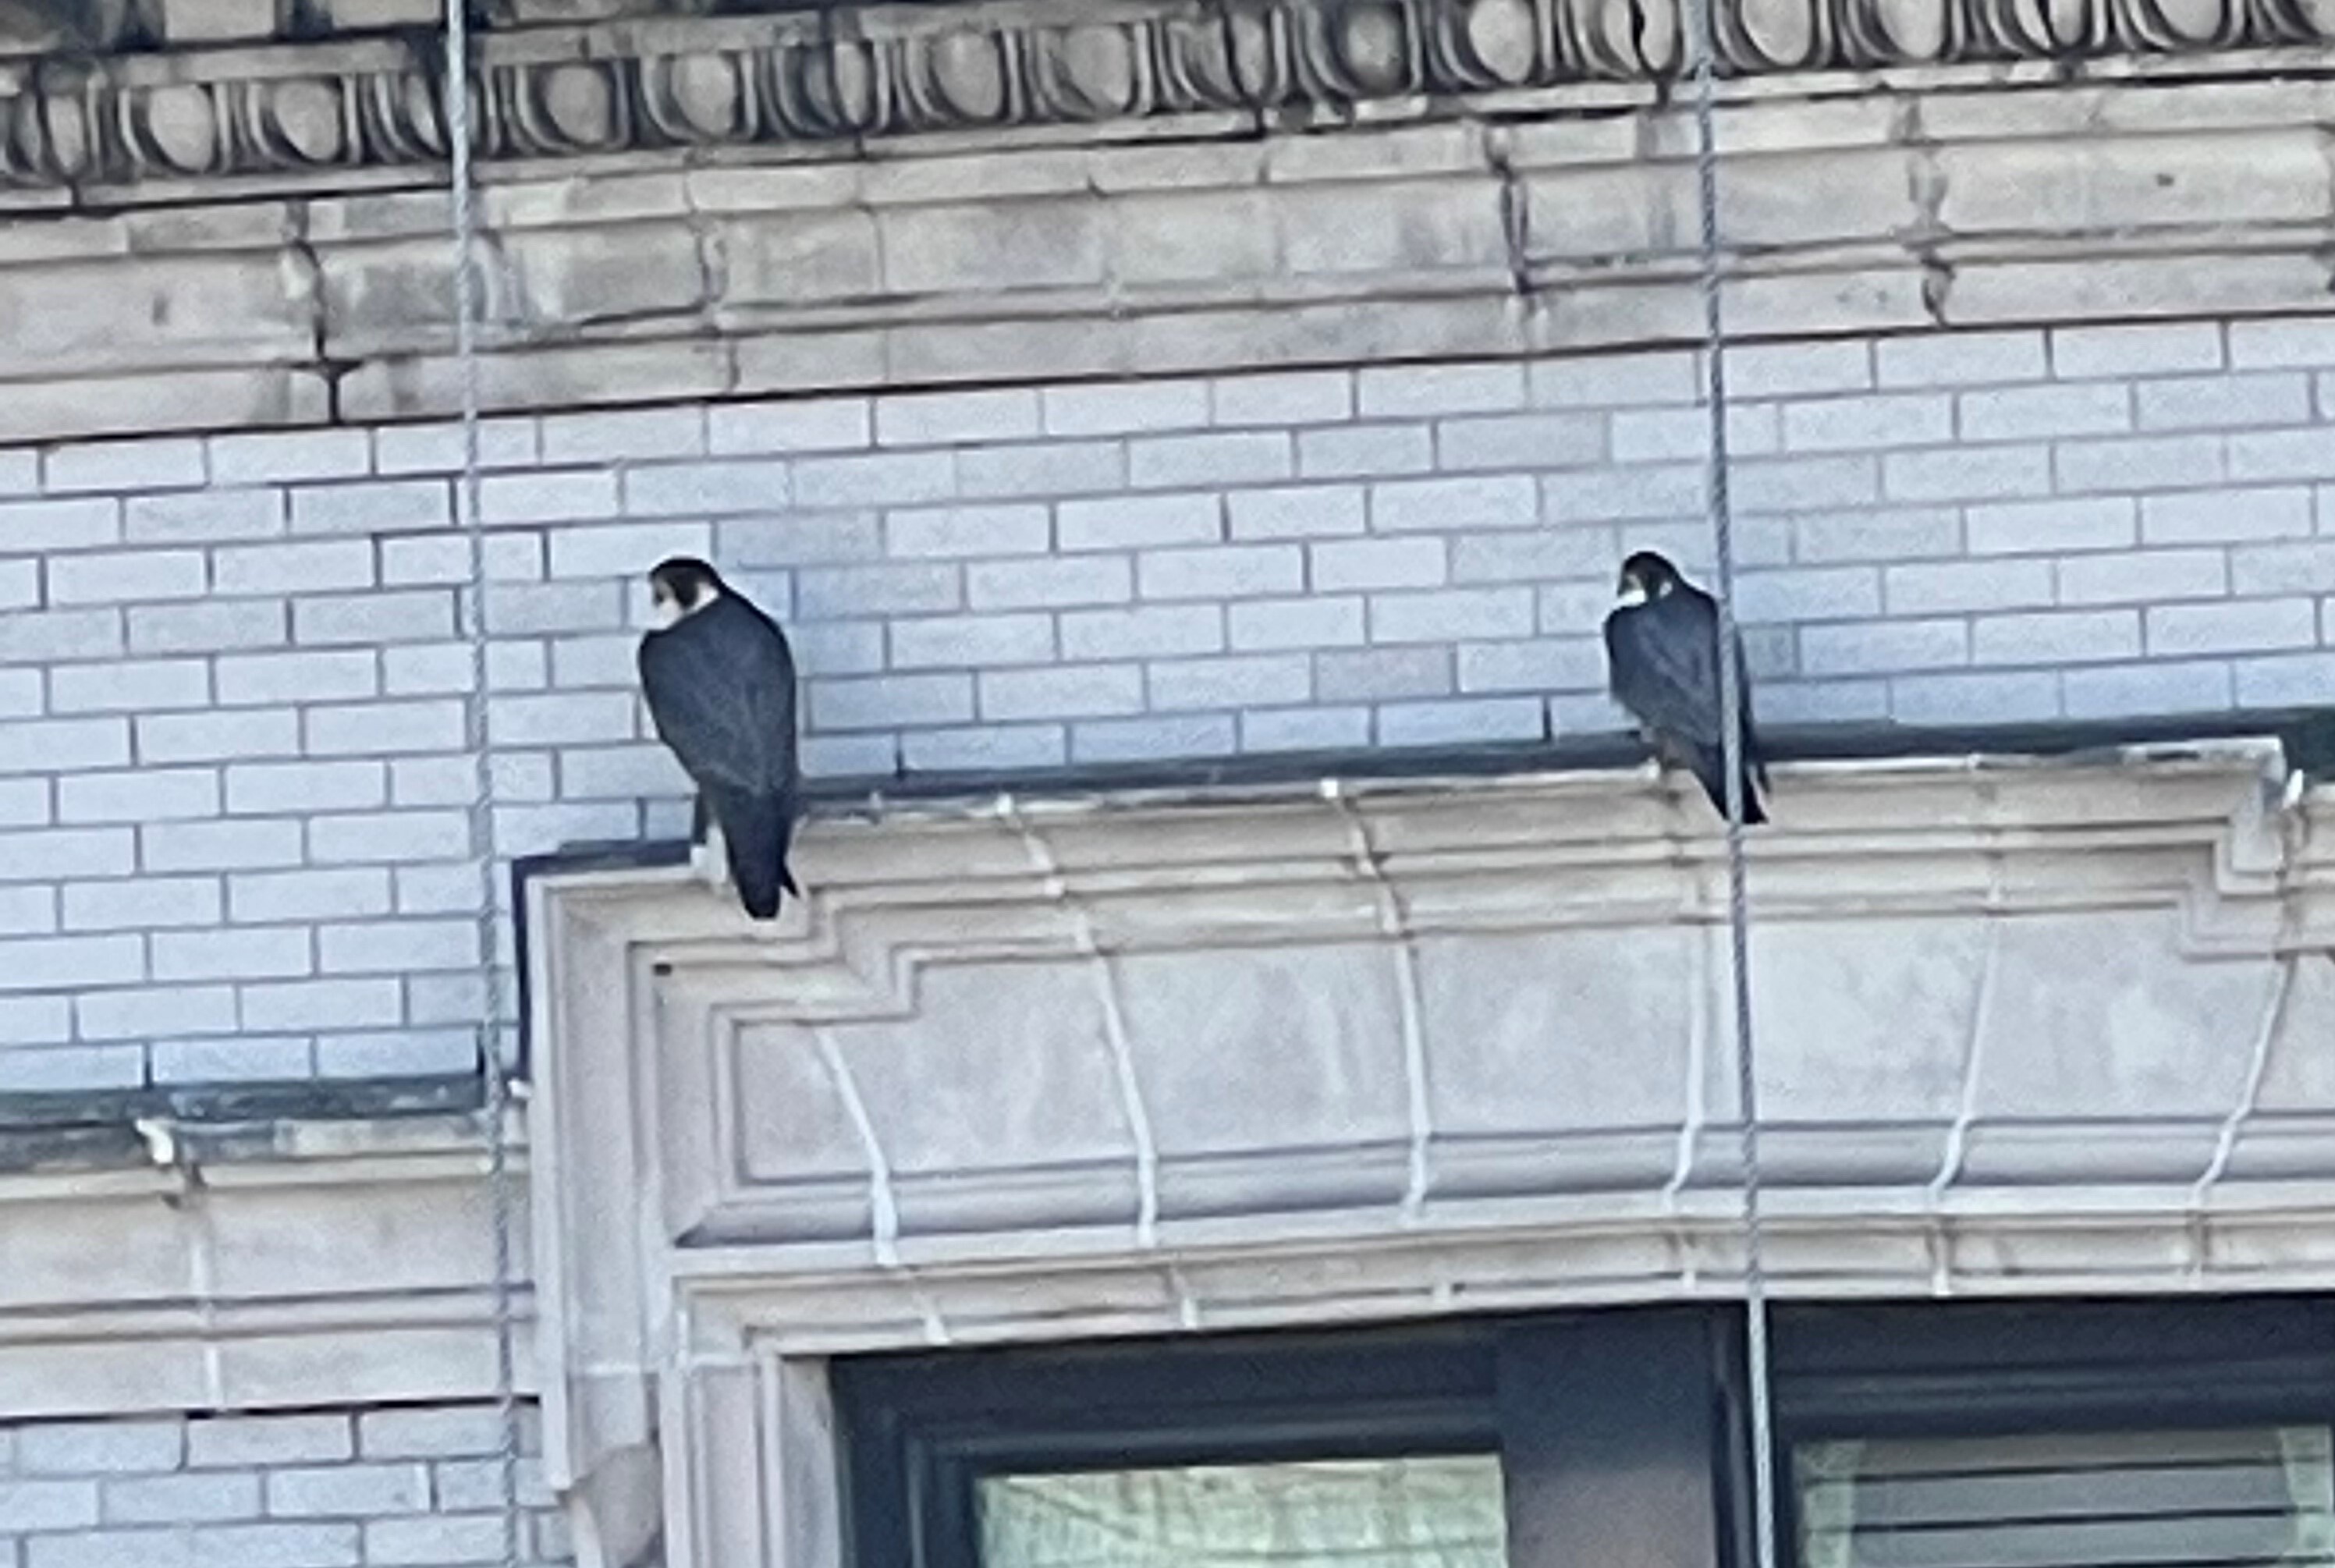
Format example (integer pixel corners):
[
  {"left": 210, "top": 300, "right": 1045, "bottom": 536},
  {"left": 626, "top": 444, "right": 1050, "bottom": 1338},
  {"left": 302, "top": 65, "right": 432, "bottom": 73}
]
[{"left": 6, "top": 0, "right": 2335, "bottom": 1560}]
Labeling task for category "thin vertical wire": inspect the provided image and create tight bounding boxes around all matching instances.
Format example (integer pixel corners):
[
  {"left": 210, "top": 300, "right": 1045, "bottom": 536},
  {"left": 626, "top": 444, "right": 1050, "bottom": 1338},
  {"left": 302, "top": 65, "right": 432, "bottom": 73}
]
[
  {"left": 443, "top": 7, "right": 526, "bottom": 1568},
  {"left": 1679, "top": 0, "right": 1779, "bottom": 1562}
]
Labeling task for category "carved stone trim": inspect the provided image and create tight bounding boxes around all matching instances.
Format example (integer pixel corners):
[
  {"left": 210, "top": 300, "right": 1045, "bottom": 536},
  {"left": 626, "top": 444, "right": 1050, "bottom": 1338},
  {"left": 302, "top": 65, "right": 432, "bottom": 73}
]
[{"left": 1, "top": 0, "right": 2326, "bottom": 195}]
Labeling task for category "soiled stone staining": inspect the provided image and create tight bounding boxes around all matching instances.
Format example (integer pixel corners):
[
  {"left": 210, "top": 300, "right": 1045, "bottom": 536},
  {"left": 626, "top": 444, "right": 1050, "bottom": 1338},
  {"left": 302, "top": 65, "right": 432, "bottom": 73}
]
[{"left": 0, "top": 0, "right": 2324, "bottom": 193}]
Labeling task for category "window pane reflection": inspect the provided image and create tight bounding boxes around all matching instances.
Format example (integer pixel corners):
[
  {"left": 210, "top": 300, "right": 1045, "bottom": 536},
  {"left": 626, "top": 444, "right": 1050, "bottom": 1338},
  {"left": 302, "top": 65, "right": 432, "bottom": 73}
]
[
  {"left": 1797, "top": 1425, "right": 2335, "bottom": 1567},
  {"left": 978, "top": 1453, "right": 1506, "bottom": 1568}
]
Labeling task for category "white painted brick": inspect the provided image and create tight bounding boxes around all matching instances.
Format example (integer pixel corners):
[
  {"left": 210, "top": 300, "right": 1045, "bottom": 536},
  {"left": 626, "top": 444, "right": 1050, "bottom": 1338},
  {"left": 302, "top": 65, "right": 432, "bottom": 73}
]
[
  {"left": 303, "top": 699, "right": 466, "bottom": 757},
  {"left": 1242, "top": 705, "right": 1372, "bottom": 751},
  {"left": 899, "top": 724, "right": 1066, "bottom": 772},
  {"left": 0, "top": 994, "right": 73, "bottom": 1048},
  {"left": 15, "top": 1421, "right": 184, "bottom": 1474},
  {"left": 390, "top": 755, "right": 486, "bottom": 807},
  {"left": 547, "top": 633, "right": 639, "bottom": 686},
  {"left": 2227, "top": 319, "right": 2335, "bottom": 369},
  {"left": 2146, "top": 597, "right": 2318, "bottom": 655},
  {"left": 885, "top": 503, "right": 1051, "bottom": 559},
  {"left": 708, "top": 397, "right": 871, "bottom": 456},
  {"left": 293, "top": 590, "right": 455, "bottom": 645},
  {"left": 1736, "top": 566, "right": 1882, "bottom": 623},
  {"left": 1073, "top": 713, "right": 1236, "bottom": 763},
  {"left": 1608, "top": 405, "right": 1779, "bottom": 464},
  {"left": 1875, "top": 330, "right": 2049, "bottom": 388},
  {"left": 1435, "top": 412, "right": 1606, "bottom": 470},
  {"left": 2051, "top": 322, "right": 2222, "bottom": 378},
  {"left": 1229, "top": 596, "right": 1365, "bottom": 651},
  {"left": 208, "top": 429, "right": 371, "bottom": 486},
  {"left": 1148, "top": 653, "right": 1312, "bottom": 710},
  {"left": 44, "top": 437, "right": 205, "bottom": 493},
  {"left": 1372, "top": 474, "right": 1538, "bottom": 533},
  {"left": 0, "top": 606, "right": 123, "bottom": 662},
  {"left": 1883, "top": 445, "right": 2053, "bottom": 503},
  {"left": 1370, "top": 587, "right": 1535, "bottom": 644},
  {"left": 722, "top": 513, "right": 885, "bottom": 570},
  {"left": 50, "top": 658, "right": 211, "bottom": 714},
  {"left": 1964, "top": 496, "right": 2136, "bottom": 555},
  {"left": 2236, "top": 651, "right": 2335, "bottom": 705},
  {"left": 1957, "top": 382, "right": 2131, "bottom": 442},
  {"left": 0, "top": 554, "right": 35, "bottom": 608},
  {"left": 2058, "top": 547, "right": 2229, "bottom": 605},
  {"left": 0, "top": 776, "right": 51, "bottom": 829},
  {"left": 0, "top": 447, "right": 34, "bottom": 493},
  {"left": 47, "top": 549, "right": 206, "bottom": 605},
  {"left": 431, "top": 1457, "right": 554, "bottom": 1513},
  {"left": 130, "top": 598, "right": 287, "bottom": 655},
  {"left": 539, "top": 406, "right": 704, "bottom": 463},
  {"left": 314, "top": 1028, "right": 477, "bottom": 1078},
  {"left": 808, "top": 673, "right": 974, "bottom": 730},
  {"left": 378, "top": 532, "right": 541, "bottom": 587},
  {"left": 1128, "top": 432, "right": 1292, "bottom": 489},
  {"left": 152, "top": 927, "right": 311, "bottom": 984},
  {"left": 1357, "top": 364, "right": 1525, "bottom": 417},
  {"left": 1888, "top": 670, "right": 2061, "bottom": 724},
  {"left": 150, "top": 1036, "right": 314, "bottom": 1084},
  {"left": 403, "top": 973, "right": 490, "bottom": 1028},
  {"left": 878, "top": 388, "right": 1042, "bottom": 446},
  {"left": 392, "top": 864, "right": 486, "bottom": 917},
  {"left": 2229, "top": 429, "right": 2335, "bottom": 483},
  {"left": 1800, "top": 619, "right": 1970, "bottom": 676},
  {"left": 102, "top": 1471, "right": 261, "bottom": 1525},
  {"left": 1531, "top": 349, "right": 1696, "bottom": 408},
  {"left": 1795, "top": 507, "right": 1962, "bottom": 562},
  {"left": 1311, "top": 537, "right": 1447, "bottom": 593},
  {"left": 889, "top": 612, "right": 1056, "bottom": 669},
  {"left": 967, "top": 555, "right": 1130, "bottom": 610},
  {"left": 793, "top": 451, "right": 957, "bottom": 508},
  {"left": 481, "top": 581, "right": 623, "bottom": 636},
  {"left": 318, "top": 919, "right": 476, "bottom": 974},
  {"left": 0, "top": 495, "right": 120, "bottom": 550},
  {"left": 477, "top": 692, "right": 632, "bottom": 750},
  {"left": 1299, "top": 424, "right": 1435, "bottom": 480},
  {"left": 1784, "top": 393, "right": 1954, "bottom": 451},
  {"left": 1326, "top": 644, "right": 1447, "bottom": 700},
  {"left": 0, "top": 1043, "right": 143, "bottom": 1089},
  {"left": 794, "top": 563, "right": 962, "bottom": 620},
  {"left": 980, "top": 664, "right": 1145, "bottom": 722},
  {"left": 0, "top": 883, "right": 56, "bottom": 935},
  {"left": 2054, "top": 432, "right": 2224, "bottom": 494},
  {"left": 195, "top": 1523, "right": 361, "bottom": 1568},
  {"left": 619, "top": 460, "right": 789, "bottom": 517},
  {"left": 357, "top": 1407, "right": 512, "bottom": 1460},
  {"left": 1056, "top": 493, "right": 1221, "bottom": 552},
  {"left": 143, "top": 819, "right": 304, "bottom": 874},
  {"left": 1726, "top": 341, "right": 1873, "bottom": 397},
  {"left": 288, "top": 480, "right": 450, "bottom": 535},
  {"left": 477, "top": 470, "right": 618, "bottom": 525},
  {"left": 1971, "top": 608, "right": 2140, "bottom": 665},
  {"left": 217, "top": 651, "right": 378, "bottom": 706},
  {"left": 1225, "top": 486, "right": 1366, "bottom": 542},
  {"left": 1378, "top": 695, "right": 1544, "bottom": 747},
  {"left": 2063, "top": 658, "right": 2234, "bottom": 718},
  {"left": 306, "top": 810, "right": 470, "bottom": 864},
  {"left": 138, "top": 708, "right": 300, "bottom": 764},
  {"left": 364, "top": 1515, "right": 505, "bottom": 1566},
  {"left": 1884, "top": 558, "right": 2054, "bottom": 615},
  {"left": 2232, "top": 540, "right": 2335, "bottom": 595},
  {"left": 124, "top": 489, "right": 286, "bottom": 545},
  {"left": 225, "top": 761, "right": 386, "bottom": 816},
  {"left": 0, "top": 827, "right": 135, "bottom": 882},
  {"left": 0, "top": 1478, "right": 101, "bottom": 1531},
  {"left": 556, "top": 745, "right": 690, "bottom": 800},
  {"left": 241, "top": 977, "right": 401, "bottom": 1032},
  {"left": 1137, "top": 545, "right": 1303, "bottom": 601},
  {"left": 61, "top": 768, "right": 220, "bottom": 824},
  {"left": 187, "top": 1416, "right": 353, "bottom": 1470},
  {"left": 1211, "top": 371, "right": 1353, "bottom": 427},
  {"left": 783, "top": 620, "right": 885, "bottom": 679},
  {"left": 1455, "top": 637, "right": 1607, "bottom": 694},
  {"left": 264, "top": 1463, "right": 429, "bottom": 1519},
  {"left": 212, "top": 540, "right": 375, "bottom": 596},
  {"left": 0, "top": 715, "right": 130, "bottom": 773},
  {"left": 64, "top": 877, "right": 222, "bottom": 932},
  {"left": 2142, "top": 486, "right": 2313, "bottom": 544},
  {"left": 1059, "top": 605, "right": 1223, "bottom": 661},
  {"left": 2135, "top": 371, "right": 2311, "bottom": 431},
  {"left": 0, "top": 665, "right": 37, "bottom": 718},
  {"left": 1542, "top": 465, "right": 1706, "bottom": 523},
  {"left": 1448, "top": 529, "right": 1617, "bottom": 584}
]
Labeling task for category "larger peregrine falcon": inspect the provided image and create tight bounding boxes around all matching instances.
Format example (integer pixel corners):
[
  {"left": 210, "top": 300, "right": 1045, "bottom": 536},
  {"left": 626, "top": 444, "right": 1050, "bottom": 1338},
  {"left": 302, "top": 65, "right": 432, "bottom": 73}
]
[
  {"left": 637, "top": 557, "right": 804, "bottom": 920},
  {"left": 1603, "top": 549, "right": 1769, "bottom": 826}
]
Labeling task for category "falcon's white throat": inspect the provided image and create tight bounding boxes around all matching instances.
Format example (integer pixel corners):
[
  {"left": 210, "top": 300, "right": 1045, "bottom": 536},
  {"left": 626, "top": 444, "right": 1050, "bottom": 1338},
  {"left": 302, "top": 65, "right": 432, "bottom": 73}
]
[
  {"left": 1616, "top": 580, "right": 1651, "bottom": 608},
  {"left": 650, "top": 581, "right": 722, "bottom": 630}
]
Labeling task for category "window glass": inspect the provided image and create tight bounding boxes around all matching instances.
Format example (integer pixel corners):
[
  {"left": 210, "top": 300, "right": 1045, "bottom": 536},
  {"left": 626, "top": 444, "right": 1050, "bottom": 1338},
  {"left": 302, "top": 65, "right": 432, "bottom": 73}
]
[
  {"left": 978, "top": 1453, "right": 1506, "bottom": 1568},
  {"left": 1796, "top": 1425, "right": 2335, "bottom": 1567}
]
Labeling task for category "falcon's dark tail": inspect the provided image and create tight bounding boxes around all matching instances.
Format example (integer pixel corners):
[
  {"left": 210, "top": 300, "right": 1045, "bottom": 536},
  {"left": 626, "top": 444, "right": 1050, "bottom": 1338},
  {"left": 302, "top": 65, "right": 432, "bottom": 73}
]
[
  {"left": 715, "top": 786, "right": 801, "bottom": 921},
  {"left": 1691, "top": 746, "right": 1768, "bottom": 828}
]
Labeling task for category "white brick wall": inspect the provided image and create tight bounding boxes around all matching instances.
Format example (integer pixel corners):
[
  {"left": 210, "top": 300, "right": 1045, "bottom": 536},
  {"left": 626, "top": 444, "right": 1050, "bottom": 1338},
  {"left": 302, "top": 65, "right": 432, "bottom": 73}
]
[
  {"left": 2, "top": 320, "right": 2333, "bottom": 1091},
  {"left": 0, "top": 1404, "right": 563, "bottom": 1568}
]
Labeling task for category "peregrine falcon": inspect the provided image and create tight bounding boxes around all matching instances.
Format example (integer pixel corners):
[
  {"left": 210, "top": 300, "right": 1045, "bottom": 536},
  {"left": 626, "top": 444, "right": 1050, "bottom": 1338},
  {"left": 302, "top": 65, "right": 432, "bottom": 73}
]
[
  {"left": 1603, "top": 549, "right": 1769, "bottom": 826},
  {"left": 637, "top": 557, "right": 804, "bottom": 920}
]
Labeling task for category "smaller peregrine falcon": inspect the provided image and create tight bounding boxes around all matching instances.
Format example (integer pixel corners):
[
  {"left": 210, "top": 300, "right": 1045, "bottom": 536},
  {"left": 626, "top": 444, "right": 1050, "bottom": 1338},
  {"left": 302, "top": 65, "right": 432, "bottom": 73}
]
[
  {"left": 637, "top": 557, "right": 803, "bottom": 920},
  {"left": 1603, "top": 549, "right": 1769, "bottom": 826}
]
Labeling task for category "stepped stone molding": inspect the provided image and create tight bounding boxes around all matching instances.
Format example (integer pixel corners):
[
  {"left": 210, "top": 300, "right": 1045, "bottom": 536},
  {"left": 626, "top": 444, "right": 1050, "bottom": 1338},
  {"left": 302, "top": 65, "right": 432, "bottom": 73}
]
[
  {"left": 527, "top": 740, "right": 2335, "bottom": 1568},
  {"left": 2, "top": 0, "right": 2327, "bottom": 197}
]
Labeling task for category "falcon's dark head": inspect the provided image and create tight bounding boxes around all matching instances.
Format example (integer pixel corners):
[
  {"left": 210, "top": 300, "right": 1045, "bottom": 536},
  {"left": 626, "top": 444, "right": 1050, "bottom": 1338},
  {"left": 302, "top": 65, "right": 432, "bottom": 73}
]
[
  {"left": 648, "top": 556, "right": 724, "bottom": 630},
  {"left": 1616, "top": 550, "right": 1683, "bottom": 608}
]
